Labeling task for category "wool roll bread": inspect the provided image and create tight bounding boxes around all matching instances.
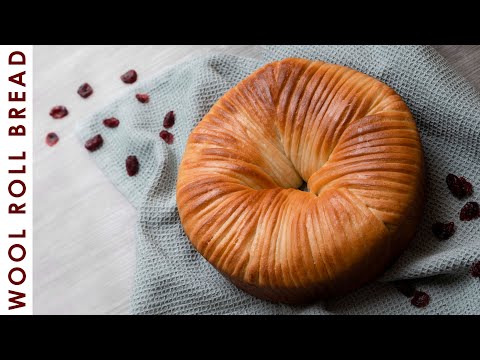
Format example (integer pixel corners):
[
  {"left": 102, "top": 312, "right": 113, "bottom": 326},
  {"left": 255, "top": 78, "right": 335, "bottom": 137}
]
[{"left": 177, "top": 58, "right": 424, "bottom": 304}]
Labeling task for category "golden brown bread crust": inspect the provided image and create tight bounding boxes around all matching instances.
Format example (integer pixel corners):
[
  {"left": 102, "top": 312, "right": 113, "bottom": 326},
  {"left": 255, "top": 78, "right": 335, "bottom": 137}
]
[{"left": 176, "top": 58, "right": 424, "bottom": 304}]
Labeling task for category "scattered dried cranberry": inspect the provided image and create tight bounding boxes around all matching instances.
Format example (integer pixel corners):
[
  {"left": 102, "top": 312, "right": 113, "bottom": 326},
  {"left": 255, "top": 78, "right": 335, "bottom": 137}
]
[
  {"left": 446, "top": 174, "right": 473, "bottom": 199},
  {"left": 471, "top": 261, "right": 480, "bottom": 278},
  {"left": 45, "top": 132, "right": 59, "bottom": 147},
  {"left": 77, "top": 83, "right": 93, "bottom": 98},
  {"left": 126, "top": 155, "right": 139, "bottom": 176},
  {"left": 84, "top": 134, "right": 103, "bottom": 152},
  {"left": 160, "top": 130, "right": 174, "bottom": 145},
  {"left": 460, "top": 201, "right": 480, "bottom": 221},
  {"left": 393, "top": 280, "right": 416, "bottom": 298},
  {"left": 462, "top": 181, "right": 473, "bottom": 196},
  {"left": 446, "top": 174, "right": 459, "bottom": 193},
  {"left": 411, "top": 291, "right": 430, "bottom": 308},
  {"left": 120, "top": 70, "right": 137, "bottom": 84},
  {"left": 431, "top": 221, "right": 455, "bottom": 240},
  {"left": 136, "top": 93, "right": 149, "bottom": 103},
  {"left": 163, "top": 111, "right": 175, "bottom": 128},
  {"left": 103, "top": 117, "right": 120, "bottom": 128},
  {"left": 49, "top": 106, "right": 68, "bottom": 119}
]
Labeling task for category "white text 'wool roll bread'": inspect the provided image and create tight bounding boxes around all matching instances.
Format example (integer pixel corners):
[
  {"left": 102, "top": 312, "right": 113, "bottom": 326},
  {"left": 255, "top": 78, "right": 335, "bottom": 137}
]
[{"left": 177, "top": 58, "right": 424, "bottom": 304}]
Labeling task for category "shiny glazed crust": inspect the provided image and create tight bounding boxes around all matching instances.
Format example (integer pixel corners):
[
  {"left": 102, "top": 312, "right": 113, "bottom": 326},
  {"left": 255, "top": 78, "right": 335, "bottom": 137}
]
[{"left": 176, "top": 58, "right": 424, "bottom": 304}]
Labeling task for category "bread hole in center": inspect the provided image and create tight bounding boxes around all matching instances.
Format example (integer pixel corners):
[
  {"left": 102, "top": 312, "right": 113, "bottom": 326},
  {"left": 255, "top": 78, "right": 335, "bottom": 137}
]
[{"left": 298, "top": 180, "right": 309, "bottom": 192}]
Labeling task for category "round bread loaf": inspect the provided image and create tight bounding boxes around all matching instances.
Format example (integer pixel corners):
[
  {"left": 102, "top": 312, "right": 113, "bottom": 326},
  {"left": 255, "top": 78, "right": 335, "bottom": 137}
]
[{"left": 177, "top": 58, "right": 424, "bottom": 304}]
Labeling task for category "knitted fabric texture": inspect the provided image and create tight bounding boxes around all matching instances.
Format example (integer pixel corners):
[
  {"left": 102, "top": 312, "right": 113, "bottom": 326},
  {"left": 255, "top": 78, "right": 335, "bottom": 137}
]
[{"left": 76, "top": 46, "right": 480, "bottom": 314}]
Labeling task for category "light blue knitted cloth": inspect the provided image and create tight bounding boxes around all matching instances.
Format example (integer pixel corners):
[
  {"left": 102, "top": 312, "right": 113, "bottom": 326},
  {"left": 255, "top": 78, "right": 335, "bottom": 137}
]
[{"left": 77, "top": 46, "right": 480, "bottom": 314}]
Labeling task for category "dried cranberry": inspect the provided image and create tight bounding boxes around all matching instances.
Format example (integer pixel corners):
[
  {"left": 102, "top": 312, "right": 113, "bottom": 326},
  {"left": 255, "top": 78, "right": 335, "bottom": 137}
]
[
  {"left": 446, "top": 174, "right": 473, "bottom": 199},
  {"left": 393, "top": 280, "right": 416, "bottom": 298},
  {"left": 126, "top": 155, "right": 139, "bottom": 176},
  {"left": 462, "top": 179, "right": 473, "bottom": 196},
  {"left": 163, "top": 111, "right": 175, "bottom": 128},
  {"left": 120, "top": 70, "right": 137, "bottom": 84},
  {"left": 446, "top": 174, "right": 460, "bottom": 195},
  {"left": 49, "top": 106, "right": 68, "bottom": 119},
  {"left": 160, "top": 130, "right": 174, "bottom": 144},
  {"left": 77, "top": 83, "right": 93, "bottom": 98},
  {"left": 471, "top": 261, "right": 480, "bottom": 278},
  {"left": 431, "top": 221, "right": 455, "bottom": 240},
  {"left": 411, "top": 291, "right": 430, "bottom": 308},
  {"left": 136, "top": 93, "right": 149, "bottom": 103},
  {"left": 84, "top": 134, "right": 103, "bottom": 152},
  {"left": 460, "top": 201, "right": 480, "bottom": 221},
  {"left": 45, "top": 132, "right": 59, "bottom": 147},
  {"left": 103, "top": 117, "right": 120, "bottom": 128}
]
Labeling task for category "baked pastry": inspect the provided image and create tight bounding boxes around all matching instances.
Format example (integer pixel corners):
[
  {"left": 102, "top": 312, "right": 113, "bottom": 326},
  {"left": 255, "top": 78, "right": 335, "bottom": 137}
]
[{"left": 177, "top": 58, "right": 424, "bottom": 304}]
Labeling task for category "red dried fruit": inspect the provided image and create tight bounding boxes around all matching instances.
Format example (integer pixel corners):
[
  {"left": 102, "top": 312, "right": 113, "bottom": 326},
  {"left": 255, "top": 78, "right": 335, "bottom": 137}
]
[
  {"left": 446, "top": 174, "right": 460, "bottom": 195},
  {"left": 103, "top": 117, "right": 120, "bottom": 128},
  {"left": 431, "top": 221, "right": 455, "bottom": 240},
  {"left": 45, "top": 132, "right": 59, "bottom": 147},
  {"left": 471, "top": 261, "right": 480, "bottom": 278},
  {"left": 160, "top": 130, "right": 174, "bottom": 144},
  {"left": 393, "top": 280, "right": 416, "bottom": 298},
  {"left": 84, "top": 134, "right": 103, "bottom": 152},
  {"left": 411, "top": 291, "right": 430, "bottom": 308},
  {"left": 126, "top": 155, "right": 139, "bottom": 176},
  {"left": 121, "top": 70, "right": 137, "bottom": 84},
  {"left": 163, "top": 111, "right": 175, "bottom": 128},
  {"left": 77, "top": 83, "right": 93, "bottom": 98},
  {"left": 462, "top": 180, "right": 473, "bottom": 196},
  {"left": 49, "top": 105, "right": 69, "bottom": 119},
  {"left": 446, "top": 174, "right": 473, "bottom": 199},
  {"left": 460, "top": 201, "right": 480, "bottom": 221},
  {"left": 136, "top": 93, "right": 149, "bottom": 103}
]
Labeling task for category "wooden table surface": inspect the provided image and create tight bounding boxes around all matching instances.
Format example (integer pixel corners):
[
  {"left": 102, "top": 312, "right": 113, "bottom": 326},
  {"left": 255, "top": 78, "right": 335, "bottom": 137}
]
[{"left": 33, "top": 45, "right": 480, "bottom": 315}]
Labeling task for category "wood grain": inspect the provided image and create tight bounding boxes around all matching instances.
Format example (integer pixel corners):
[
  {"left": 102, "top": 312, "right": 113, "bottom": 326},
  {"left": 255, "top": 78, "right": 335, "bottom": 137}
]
[{"left": 33, "top": 45, "right": 480, "bottom": 314}]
